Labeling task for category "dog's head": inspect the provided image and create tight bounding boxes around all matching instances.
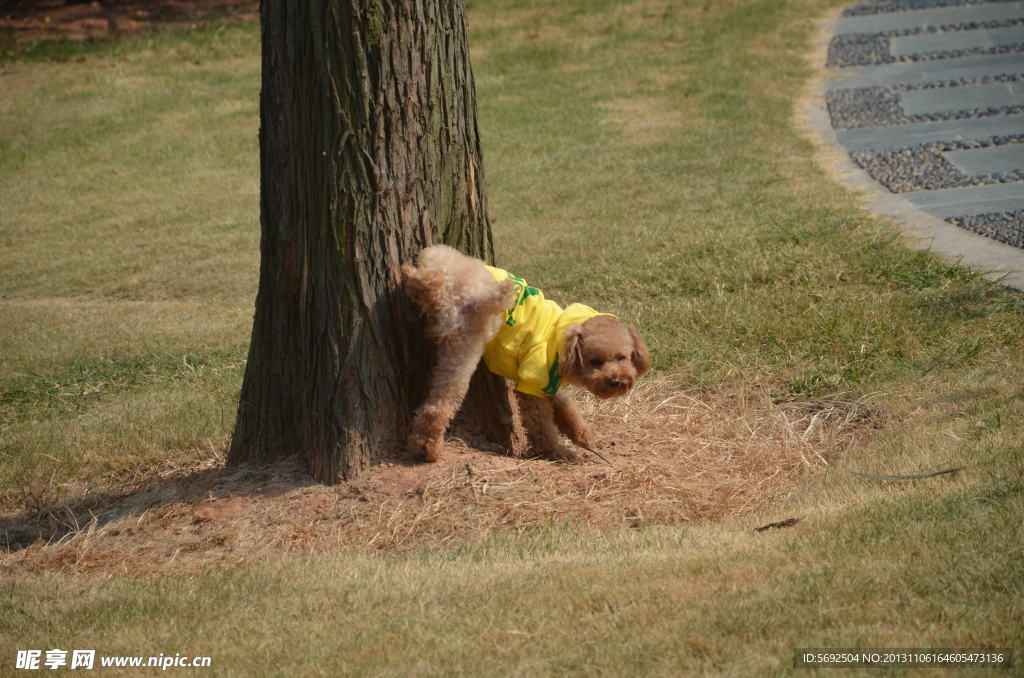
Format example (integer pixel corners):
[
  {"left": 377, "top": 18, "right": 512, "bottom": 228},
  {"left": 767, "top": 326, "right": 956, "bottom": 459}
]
[{"left": 559, "top": 316, "right": 650, "bottom": 399}]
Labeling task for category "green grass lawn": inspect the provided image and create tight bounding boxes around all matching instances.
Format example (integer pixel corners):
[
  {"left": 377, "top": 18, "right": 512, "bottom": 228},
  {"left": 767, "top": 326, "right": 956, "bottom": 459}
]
[{"left": 2, "top": 0, "right": 1022, "bottom": 675}]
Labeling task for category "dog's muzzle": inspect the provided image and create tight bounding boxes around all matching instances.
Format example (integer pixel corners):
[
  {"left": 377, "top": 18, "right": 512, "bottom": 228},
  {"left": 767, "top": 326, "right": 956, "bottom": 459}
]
[{"left": 597, "top": 377, "right": 631, "bottom": 398}]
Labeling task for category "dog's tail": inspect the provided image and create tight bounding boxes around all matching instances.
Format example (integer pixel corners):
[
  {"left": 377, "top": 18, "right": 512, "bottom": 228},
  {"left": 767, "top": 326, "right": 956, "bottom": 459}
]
[
  {"left": 401, "top": 264, "right": 445, "bottom": 310},
  {"left": 473, "top": 279, "right": 516, "bottom": 316}
]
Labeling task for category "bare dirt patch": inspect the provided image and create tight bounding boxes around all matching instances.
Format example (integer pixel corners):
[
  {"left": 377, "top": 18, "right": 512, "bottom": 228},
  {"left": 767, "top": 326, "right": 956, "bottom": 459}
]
[
  {"left": 1, "top": 380, "right": 880, "bottom": 578},
  {"left": 0, "top": 0, "right": 257, "bottom": 48}
]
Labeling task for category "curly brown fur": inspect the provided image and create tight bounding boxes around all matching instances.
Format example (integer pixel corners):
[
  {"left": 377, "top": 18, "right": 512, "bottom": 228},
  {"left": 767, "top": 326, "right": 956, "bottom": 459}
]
[
  {"left": 551, "top": 391, "right": 595, "bottom": 451},
  {"left": 403, "top": 245, "right": 649, "bottom": 462},
  {"left": 517, "top": 392, "right": 578, "bottom": 461},
  {"left": 559, "top": 316, "right": 651, "bottom": 400}
]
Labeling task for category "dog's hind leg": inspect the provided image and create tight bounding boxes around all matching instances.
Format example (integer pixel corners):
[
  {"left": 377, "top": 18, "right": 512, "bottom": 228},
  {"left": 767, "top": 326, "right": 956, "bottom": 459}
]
[
  {"left": 407, "top": 335, "right": 489, "bottom": 462},
  {"left": 401, "top": 249, "right": 514, "bottom": 462}
]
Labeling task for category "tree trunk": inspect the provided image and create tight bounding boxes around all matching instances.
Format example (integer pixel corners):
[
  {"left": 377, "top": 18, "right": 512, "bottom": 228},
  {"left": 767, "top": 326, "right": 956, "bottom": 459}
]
[{"left": 228, "top": 0, "right": 519, "bottom": 483}]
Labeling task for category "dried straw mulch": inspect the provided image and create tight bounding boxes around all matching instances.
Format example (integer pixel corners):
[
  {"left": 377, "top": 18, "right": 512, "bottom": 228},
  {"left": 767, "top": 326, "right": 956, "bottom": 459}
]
[{"left": 1, "top": 379, "right": 880, "bottom": 577}]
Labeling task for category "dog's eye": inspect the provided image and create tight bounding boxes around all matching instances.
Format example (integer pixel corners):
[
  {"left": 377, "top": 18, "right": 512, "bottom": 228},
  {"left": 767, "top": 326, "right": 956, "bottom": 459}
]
[
  {"left": 589, "top": 359, "right": 604, "bottom": 368},
  {"left": 616, "top": 354, "right": 626, "bottom": 361}
]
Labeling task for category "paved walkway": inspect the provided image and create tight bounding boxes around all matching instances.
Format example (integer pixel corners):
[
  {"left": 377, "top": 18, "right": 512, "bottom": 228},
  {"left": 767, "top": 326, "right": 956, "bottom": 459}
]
[{"left": 819, "top": 0, "right": 1024, "bottom": 290}]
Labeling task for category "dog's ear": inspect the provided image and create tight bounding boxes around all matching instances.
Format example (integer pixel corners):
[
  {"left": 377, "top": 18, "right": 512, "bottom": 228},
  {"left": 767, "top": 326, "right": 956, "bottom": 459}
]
[
  {"left": 559, "top": 326, "right": 585, "bottom": 378},
  {"left": 626, "top": 325, "right": 651, "bottom": 376}
]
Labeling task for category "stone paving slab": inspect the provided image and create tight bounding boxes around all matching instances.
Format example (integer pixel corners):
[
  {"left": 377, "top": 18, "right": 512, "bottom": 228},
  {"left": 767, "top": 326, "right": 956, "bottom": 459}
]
[
  {"left": 836, "top": 115, "right": 1024, "bottom": 151},
  {"left": 827, "top": 52, "right": 1024, "bottom": 89},
  {"left": 901, "top": 81, "right": 1023, "bottom": 114},
  {"left": 891, "top": 24, "right": 1024, "bottom": 55},
  {"left": 835, "top": 1, "right": 1024, "bottom": 35},
  {"left": 945, "top": 143, "right": 1024, "bottom": 172},
  {"left": 902, "top": 182, "right": 1024, "bottom": 215},
  {"left": 818, "top": 0, "right": 1024, "bottom": 289}
]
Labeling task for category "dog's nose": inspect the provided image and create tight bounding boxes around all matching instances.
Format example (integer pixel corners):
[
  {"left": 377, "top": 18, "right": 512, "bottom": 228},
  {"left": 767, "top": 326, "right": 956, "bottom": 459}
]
[{"left": 609, "top": 378, "right": 621, "bottom": 388}]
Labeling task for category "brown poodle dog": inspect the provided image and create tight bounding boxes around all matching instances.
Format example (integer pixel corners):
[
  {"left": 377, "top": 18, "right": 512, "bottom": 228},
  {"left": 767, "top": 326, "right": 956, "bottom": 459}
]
[{"left": 401, "top": 245, "right": 650, "bottom": 462}]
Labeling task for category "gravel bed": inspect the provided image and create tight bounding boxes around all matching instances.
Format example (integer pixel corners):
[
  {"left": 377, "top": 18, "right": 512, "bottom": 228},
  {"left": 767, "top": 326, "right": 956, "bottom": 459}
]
[
  {"left": 850, "top": 137, "right": 1024, "bottom": 192},
  {"left": 826, "top": 85, "right": 1024, "bottom": 129},
  {"left": 851, "top": 146, "right": 976, "bottom": 191},
  {"left": 947, "top": 210, "right": 1024, "bottom": 247},
  {"left": 829, "top": 37, "right": 1024, "bottom": 68},
  {"left": 905, "top": 104, "right": 1024, "bottom": 125},
  {"left": 931, "top": 134, "right": 1024, "bottom": 152},
  {"left": 892, "top": 72, "right": 1024, "bottom": 91},
  {"left": 827, "top": 87, "right": 907, "bottom": 128},
  {"left": 843, "top": 0, "right": 1016, "bottom": 17},
  {"left": 827, "top": 18, "right": 1024, "bottom": 67},
  {"left": 829, "top": 34, "right": 892, "bottom": 67}
]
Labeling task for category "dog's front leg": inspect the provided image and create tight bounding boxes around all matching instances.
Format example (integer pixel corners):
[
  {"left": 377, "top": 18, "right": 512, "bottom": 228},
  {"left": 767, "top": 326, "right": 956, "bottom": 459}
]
[
  {"left": 516, "top": 392, "right": 577, "bottom": 462},
  {"left": 551, "top": 391, "right": 595, "bottom": 451}
]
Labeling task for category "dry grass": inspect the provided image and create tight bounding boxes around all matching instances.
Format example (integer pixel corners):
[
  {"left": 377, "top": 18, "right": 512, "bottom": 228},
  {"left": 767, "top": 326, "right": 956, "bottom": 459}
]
[
  {"left": 2, "top": 1, "right": 1022, "bottom": 671},
  {"left": 598, "top": 95, "right": 696, "bottom": 146},
  {"left": 1, "top": 379, "right": 877, "bottom": 577},
  {"left": 0, "top": 0, "right": 258, "bottom": 49}
]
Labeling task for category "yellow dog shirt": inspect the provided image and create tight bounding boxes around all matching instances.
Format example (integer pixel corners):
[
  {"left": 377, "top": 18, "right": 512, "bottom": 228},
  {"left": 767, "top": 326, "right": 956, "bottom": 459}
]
[{"left": 482, "top": 265, "right": 613, "bottom": 397}]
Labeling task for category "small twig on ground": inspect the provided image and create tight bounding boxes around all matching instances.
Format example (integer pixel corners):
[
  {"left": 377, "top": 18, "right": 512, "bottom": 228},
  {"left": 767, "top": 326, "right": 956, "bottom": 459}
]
[
  {"left": 754, "top": 516, "right": 803, "bottom": 532},
  {"left": 851, "top": 467, "right": 961, "bottom": 481},
  {"left": 588, "top": 448, "right": 614, "bottom": 465}
]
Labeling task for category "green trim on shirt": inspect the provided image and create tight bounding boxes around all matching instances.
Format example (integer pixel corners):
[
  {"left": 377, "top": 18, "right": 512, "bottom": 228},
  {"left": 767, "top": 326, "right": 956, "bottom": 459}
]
[{"left": 542, "top": 356, "right": 561, "bottom": 396}]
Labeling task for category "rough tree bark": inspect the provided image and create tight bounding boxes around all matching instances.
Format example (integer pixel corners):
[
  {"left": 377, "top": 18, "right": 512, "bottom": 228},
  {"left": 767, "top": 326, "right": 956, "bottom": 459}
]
[{"left": 228, "top": 0, "right": 520, "bottom": 483}]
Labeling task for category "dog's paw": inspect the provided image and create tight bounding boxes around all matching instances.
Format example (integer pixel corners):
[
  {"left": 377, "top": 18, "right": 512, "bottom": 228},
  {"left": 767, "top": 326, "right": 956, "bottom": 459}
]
[
  {"left": 407, "top": 432, "right": 445, "bottom": 463},
  {"left": 569, "top": 425, "right": 596, "bottom": 451},
  {"left": 541, "top": 444, "right": 580, "bottom": 463},
  {"left": 422, "top": 437, "right": 445, "bottom": 463}
]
